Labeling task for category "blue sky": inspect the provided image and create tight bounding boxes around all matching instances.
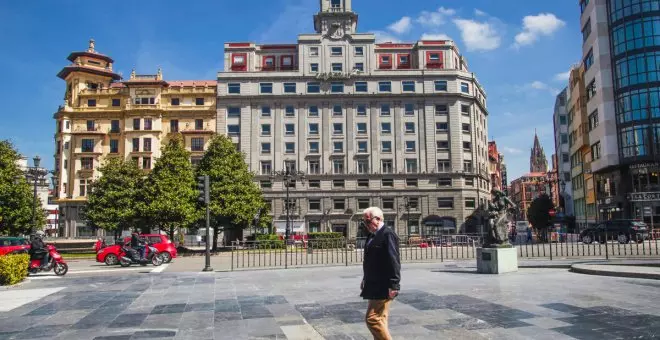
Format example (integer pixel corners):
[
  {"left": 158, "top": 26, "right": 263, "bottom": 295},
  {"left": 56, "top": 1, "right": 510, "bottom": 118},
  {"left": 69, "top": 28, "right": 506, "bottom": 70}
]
[{"left": 0, "top": 0, "right": 582, "bottom": 182}]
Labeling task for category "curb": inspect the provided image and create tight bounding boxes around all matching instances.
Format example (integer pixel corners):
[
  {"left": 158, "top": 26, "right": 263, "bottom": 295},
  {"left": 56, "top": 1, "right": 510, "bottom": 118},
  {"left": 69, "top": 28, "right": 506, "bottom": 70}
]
[
  {"left": 570, "top": 264, "right": 660, "bottom": 280},
  {"left": 0, "top": 277, "right": 31, "bottom": 290}
]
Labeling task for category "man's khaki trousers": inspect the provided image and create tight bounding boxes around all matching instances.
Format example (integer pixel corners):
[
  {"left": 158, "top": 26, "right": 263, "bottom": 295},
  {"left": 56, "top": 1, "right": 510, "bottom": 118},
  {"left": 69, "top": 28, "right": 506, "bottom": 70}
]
[{"left": 365, "top": 299, "right": 392, "bottom": 340}]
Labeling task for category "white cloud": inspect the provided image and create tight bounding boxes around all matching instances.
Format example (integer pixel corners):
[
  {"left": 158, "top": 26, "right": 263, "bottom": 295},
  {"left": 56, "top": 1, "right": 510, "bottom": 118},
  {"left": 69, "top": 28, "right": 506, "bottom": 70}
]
[
  {"left": 417, "top": 7, "right": 456, "bottom": 27},
  {"left": 530, "top": 81, "right": 548, "bottom": 90},
  {"left": 474, "top": 9, "right": 487, "bottom": 16},
  {"left": 514, "top": 13, "right": 566, "bottom": 47},
  {"left": 502, "top": 146, "right": 523, "bottom": 155},
  {"left": 388, "top": 16, "right": 412, "bottom": 34},
  {"left": 453, "top": 19, "right": 501, "bottom": 52},
  {"left": 373, "top": 30, "right": 401, "bottom": 43},
  {"left": 420, "top": 33, "right": 452, "bottom": 41},
  {"left": 554, "top": 71, "right": 571, "bottom": 81},
  {"left": 525, "top": 81, "right": 561, "bottom": 95}
]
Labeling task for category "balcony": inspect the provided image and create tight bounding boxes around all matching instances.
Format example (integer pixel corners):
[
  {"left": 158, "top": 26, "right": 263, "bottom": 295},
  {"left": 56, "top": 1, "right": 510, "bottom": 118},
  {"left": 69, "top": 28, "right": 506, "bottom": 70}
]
[
  {"left": 72, "top": 127, "right": 105, "bottom": 135},
  {"left": 79, "top": 88, "right": 126, "bottom": 96},
  {"left": 125, "top": 102, "right": 162, "bottom": 110},
  {"left": 161, "top": 87, "right": 215, "bottom": 94}
]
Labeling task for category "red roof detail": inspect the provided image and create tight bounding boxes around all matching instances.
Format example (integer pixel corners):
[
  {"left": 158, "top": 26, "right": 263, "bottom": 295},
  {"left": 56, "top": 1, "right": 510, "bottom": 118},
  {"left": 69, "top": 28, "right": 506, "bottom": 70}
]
[
  {"left": 421, "top": 40, "right": 447, "bottom": 45},
  {"left": 167, "top": 80, "right": 217, "bottom": 87},
  {"left": 57, "top": 65, "right": 121, "bottom": 80},
  {"left": 228, "top": 43, "right": 252, "bottom": 47},
  {"left": 375, "top": 43, "right": 414, "bottom": 48},
  {"left": 260, "top": 44, "right": 297, "bottom": 50}
]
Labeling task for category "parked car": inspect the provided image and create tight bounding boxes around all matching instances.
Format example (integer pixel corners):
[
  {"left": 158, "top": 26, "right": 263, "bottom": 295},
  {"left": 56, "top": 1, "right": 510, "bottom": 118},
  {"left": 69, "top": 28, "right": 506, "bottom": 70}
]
[
  {"left": 580, "top": 220, "right": 649, "bottom": 244},
  {"left": 96, "top": 234, "right": 177, "bottom": 265},
  {"left": 0, "top": 237, "right": 30, "bottom": 256}
]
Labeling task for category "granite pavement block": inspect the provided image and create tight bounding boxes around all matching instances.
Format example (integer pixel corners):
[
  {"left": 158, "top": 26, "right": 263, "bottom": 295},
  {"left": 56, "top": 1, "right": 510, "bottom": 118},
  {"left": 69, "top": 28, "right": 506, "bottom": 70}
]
[
  {"left": 178, "top": 311, "right": 214, "bottom": 330},
  {"left": 41, "top": 310, "right": 92, "bottom": 326},
  {"left": 108, "top": 313, "right": 149, "bottom": 328},
  {"left": 11, "top": 324, "right": 71, "bottom": 339}
]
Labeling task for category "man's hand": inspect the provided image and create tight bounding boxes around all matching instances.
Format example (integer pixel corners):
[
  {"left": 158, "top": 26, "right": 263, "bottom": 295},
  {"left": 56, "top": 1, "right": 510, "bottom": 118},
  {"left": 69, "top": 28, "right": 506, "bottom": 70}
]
[
  {"left": 388, "top": 289, "right": 398, "bottom": 299},
  {"left": 360, "top": 280, "right": 364, "bottom": 290}
]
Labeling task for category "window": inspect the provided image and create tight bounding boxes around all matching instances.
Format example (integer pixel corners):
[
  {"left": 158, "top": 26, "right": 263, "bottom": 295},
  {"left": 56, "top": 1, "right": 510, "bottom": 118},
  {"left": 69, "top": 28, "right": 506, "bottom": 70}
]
[
  {"left": 142, "top": 157, "right": 151, "bottom": 170},
  {"left": 382, "top": 199, "right": 394, "bottom": 210},
  {"left": 404, "top": 103, "right": 414, "bottom": 115},
  {"left": 463, "top": 160, "right": 473, "bottom": 172},
  {"left": 261, "top": 106, "right": 271, "bottom": 116},
  {"left": 228, "top": 107, "right": 241, "bottom": 117},
  {"left": 465, "top": 198, "right": 476, "bottom": 209},
  {"left": 355, "top": 122, "right": 367, "bottom": 135},
  {"left": 438, "top": 178, "right": 452, "bottom": 187},
  {"left": 228, "top": 125, "right": 240, "bottom": 136},
  {"left": 109, "top": 139, "right": 119, "bottom": 153},
  {"left": 260, "top": 181, "right": 272, "bottom": 189},
  {"left": 309, "top": 141, "right": 319, "bottom": 154},
  {"left": 191, "top": 138, "right": 204, "bottom": 151},
  {"left": 355, "top": 81, "right": 368, "bottom": 92},
  {"left": 231, "top": 54, "right": 246, "bottom": 70},
  {"left": 591, "top": 141, "right": 601, "bottom": 160},
  {"left": 561, "top": 133, "right": 568, "bottom": 144},
  {"left": 405, "top": 122, "right": 415, "bottom": 133},
  {"left": 261, "top": 142, "right": 271, "bottom": 154},
  {"left": 332, "top": 63, "right": 343, "bottom": 72},
  {"left": 559, "top": 115, "right": 567, "bottom": 125},
  {"left": 460, "top": 82, "right": 469, "bottom": 94},
  {"left": 437, "top": 198, "right": 454, "bottom": 209},
  {"left": 381, "top": 122, "right": 391, "bottom": 134},
  {"left": 582, "top": 18, "right": 591, "bottom": 42},
  {"left": 462, "top": 123, "right": 470, "bottom": 132},
  {"left": 309, "top": 180, "right": 321, "bottom": 188},
  {"left": 379, "top": 81, "right": 392, "bottom": 92},
  {"left": 358, "top": 179, "right": 369, "bottom": 188},
  {"left": 437, "top": 160, "right": 451, "bottom": 172},
  {"left": 135, "top": 97, "right": 155, "bottom": 105},
  {"left": 580, "top": 0, "right": 589, "bottom": 14},
  {"left": 81, "top": 157, "right": 93, "bottom": 170},
  {"left": 354, "top": 46, "right": 364, "bottom": 56},
  {"left": 402, "top": 81, "right": 415, "bottom": 92},
  {"left": 285, "top": 142, "right": 295, "bottom": 154},
  {"left": 170, "top": 120, "right": 179, "bottom": 132},
  {"left": 381, "top": 141, "right": 392, "bottom": 152},
  {"left": 406, "top": 178, "right": 418, "bottom": 187},
  {"left": 588, "top": 110, "right": 599, "bottom": 130},
  {"left": 435, "top": 81, "right": 447, "bottom": 91},
  {"left": 358, "top": 198, "right": 370, "bottom": 209},
  {"left": 309, "top": 199, "right": 321, "bottom": 211},
  {"left": 143, "top": 138, "right": 152, "bottom": 152},
  {"left": 261, "top": 124, "right": 271, "bottom": 136},
  {"left": 381, "top": 159, "right": 393, "bottom": 173},
  {"left": 465, "top": 178, "right": 474, "bottom": 186},
  {"left": 260, "top": 83, "right": 273, "bottom": 94},
  {"left": 194, "top": 119, "right": 203, "bottom": 130},
  {"left": 130, "top": 118, "right": 139, "bottom": 131},
  {"left": 461, "top": 105, "right": 470, "bottom": 114},
  {"left": 261, "top": 161, "right": 272, "bottom": 175},
  {"left": 79, "top": 179, "right": 88, "bottom": 197},
  {"left": 310, "top": 46, "right": 319, "bottom": 56},
  {"left": 333, "top": 180, "right": 345, "bottom": 188},
  {"left": 284, "top": 83, "right": 296, "bottom": 93},
  {"left": 562, "top": 153, "right": 570, "bottom": 163},
  {"left": 228, "top": 83, "right": 240, "bottom": 94},
  {"left": 307, "top": 82, "right": 321, "bottom": 93},
  {"left": 435, "top": 104, "right": 448, "bottom": 115},
  {"left": 112, "top": 98, "right": 120, "bottom": 107},
  {"left": 406, "top": 159, "right": 418, "bottom": 173},
  {"left": 333, "top": 123, "right": 343, "bottom": 134},
  {"left": 309, "top": 123, "right": 319, "bottom": 135},
  {"left": 195, "top": 98, "right": 205, "bottom": 105},
  {"left": 285, "top": 124, "right": 295, "bottom": 135},
  {"left": 463, "top": 141, "right": 472, "bottom": 150},
  {"left": 281, "top": 56, "right": 293, "bottom": 68},
  {"left": 333, "top": 199, "right": 345, "bottom": 211},
  {"left": 331, "top": 47, "right": 343, "bottom": 56},
  {"left": 436, "top": 122, "right": 448, "bottom": 132},
  {"left": 398, "top": 54, "right": 410, "bottom": 68},
  {"left": 357, "top": 141, "right": 368, "bottom": 153},
  {"left": 309, "top": 105, "right": 319, "bottom": 116},
  {"left": 110, "top": 120, "right": 120, "bottom": 133},
  {"left": 310, "top": 63, "right": 319, "bottom": 72},
  {"left": 436, "top": 141, "right": 449, "bottom": 150},
  {"left": 82, "top": 139, "right": 94, "bottom": 152},
  {"left": 356, "top": 104, "right": 367, "bottom": 116},
  {"left": 586, "top": 79, "right": 596, "bottom": 100},
  {"left": 87, "top": 99, "right": 96, "bottom": 107},
  {"left": 333, "top": 159, "right": 344, "bottom": 174},
  {"left": 380, "top": 104, "right": 390, "bottom": 116},
  {"left": 333, "top": 105, "right": 343, "bottom": 116},
  {"left": 333, "top": 141, "right": 344, "bottom": 153},
  {"left": 379, "top": 54, "right": 392, "bottom": 69},
  {"left": 583, "top": 49, "right": 594, "bottom": 71},
  {"left": 405, "top": 141, "right": 416, "bottom": 152},
  {"left": 354, "top": 63, "right": 364, "bottom": 72},
  {"left": 308, "top": 159, "right": 320, "bottom": 174},
  {"left": 382, "top": 178, "right": 394, "bottom": 187},
  {"left": 261, "top": 56, "right": 274, "bottom": 69},
  {"left": 331, "top": 82, "right": 344, "bottom": 93}
]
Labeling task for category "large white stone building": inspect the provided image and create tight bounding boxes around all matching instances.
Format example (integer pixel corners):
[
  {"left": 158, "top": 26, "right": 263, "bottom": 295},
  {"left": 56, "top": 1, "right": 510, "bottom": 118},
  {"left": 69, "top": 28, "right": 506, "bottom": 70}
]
[{"left": 217, "top": 0, "right": 491, "bottom": 238}]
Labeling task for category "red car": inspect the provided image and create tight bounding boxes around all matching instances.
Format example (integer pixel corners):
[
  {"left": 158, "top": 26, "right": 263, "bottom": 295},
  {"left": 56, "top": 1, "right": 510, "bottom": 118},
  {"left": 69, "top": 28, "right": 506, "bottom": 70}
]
[
  {"left": 0, "top": 237, "right": 30, "bottom": 256},
  {"left": 96, "top": 234, "right": 177, "bottom": 265}
]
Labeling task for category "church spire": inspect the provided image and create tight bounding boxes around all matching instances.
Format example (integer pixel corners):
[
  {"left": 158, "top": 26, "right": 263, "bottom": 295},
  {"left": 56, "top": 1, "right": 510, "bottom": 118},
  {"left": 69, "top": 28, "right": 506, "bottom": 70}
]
[{"left": 530, "top": 131, "right": 548, "bottom": 173}]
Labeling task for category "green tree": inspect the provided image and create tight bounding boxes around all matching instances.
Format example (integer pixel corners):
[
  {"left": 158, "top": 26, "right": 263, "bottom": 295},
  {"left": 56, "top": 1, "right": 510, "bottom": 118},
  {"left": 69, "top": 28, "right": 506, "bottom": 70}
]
[
  {"left": 0, "top": 140, "right": 46, "bottom": 235},
  {"left": 197, "top": 135, "right": 271, "bottom": 250},
  {"left": 84, "top": 157, "right": 144, "bottom": 239},
  {"left": 143, "top": 134, "right": 198, "bottom": 240},
  {"left": 527, "top": 194, "right": 554, "bottom": 242}
]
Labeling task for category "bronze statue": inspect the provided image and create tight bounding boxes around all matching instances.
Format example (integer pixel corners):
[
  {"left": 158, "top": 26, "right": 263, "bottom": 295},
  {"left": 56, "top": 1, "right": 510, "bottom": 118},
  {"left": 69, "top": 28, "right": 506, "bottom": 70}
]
[{"left": 484, "top": 189, "right": 517, "bottom": 248}]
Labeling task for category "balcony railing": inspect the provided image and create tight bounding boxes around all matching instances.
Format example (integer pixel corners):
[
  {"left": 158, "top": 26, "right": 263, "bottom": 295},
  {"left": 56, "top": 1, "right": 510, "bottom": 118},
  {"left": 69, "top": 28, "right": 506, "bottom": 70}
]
[{"left": 79, "top": 88, "right": 126, "bottom": 96}]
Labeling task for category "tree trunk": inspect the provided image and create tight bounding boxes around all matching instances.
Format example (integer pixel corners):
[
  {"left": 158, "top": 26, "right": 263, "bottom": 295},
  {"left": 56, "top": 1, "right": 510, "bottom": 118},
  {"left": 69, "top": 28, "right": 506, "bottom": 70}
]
[
  {"left": 212, "top": 226, "right": 219, "bottom": 251},
  {"left": 168, "top": 225, "right": 175, "bottom": 241}
]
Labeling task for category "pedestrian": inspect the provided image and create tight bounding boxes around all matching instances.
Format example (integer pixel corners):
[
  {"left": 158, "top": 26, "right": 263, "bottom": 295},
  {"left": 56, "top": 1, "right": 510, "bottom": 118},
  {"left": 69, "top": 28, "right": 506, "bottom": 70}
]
[{"left": 360, "top": 207, "right": 401, "bottom": 340}]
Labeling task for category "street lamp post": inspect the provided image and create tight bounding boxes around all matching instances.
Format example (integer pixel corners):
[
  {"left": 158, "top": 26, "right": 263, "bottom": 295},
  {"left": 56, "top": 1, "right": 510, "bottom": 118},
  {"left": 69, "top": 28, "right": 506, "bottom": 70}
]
[
  {"left": 270, "top": 168, "right": 305, "bottom": 269},
  {"left": 28, "top": 155, "right": 48, "bottom": 235},
  {"left": 399, "top": 197, "right": 412, "bottom": 238}
]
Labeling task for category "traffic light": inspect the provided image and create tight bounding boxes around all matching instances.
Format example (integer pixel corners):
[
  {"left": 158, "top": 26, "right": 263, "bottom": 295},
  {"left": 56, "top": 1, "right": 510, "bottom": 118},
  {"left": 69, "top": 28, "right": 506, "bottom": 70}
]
[{"left": 197, "top": 175, "right": 210, "bottom": 205}]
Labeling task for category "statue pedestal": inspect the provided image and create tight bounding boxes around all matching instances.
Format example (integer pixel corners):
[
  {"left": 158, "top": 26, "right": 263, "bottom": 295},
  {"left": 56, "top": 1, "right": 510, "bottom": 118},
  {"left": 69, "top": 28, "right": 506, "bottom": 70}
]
[{"left": 476, "top": 247, "right": 518, "bottom": 274}]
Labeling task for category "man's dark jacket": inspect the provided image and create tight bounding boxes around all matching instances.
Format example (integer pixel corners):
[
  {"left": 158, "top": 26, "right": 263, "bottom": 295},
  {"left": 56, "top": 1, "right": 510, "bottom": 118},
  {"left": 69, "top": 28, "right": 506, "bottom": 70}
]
[
  {"left": 29, "top": 237, "right": 46, "bottom": 258},
  {"left": 360, "top": 226, "right": 401, "bottom": 300}
]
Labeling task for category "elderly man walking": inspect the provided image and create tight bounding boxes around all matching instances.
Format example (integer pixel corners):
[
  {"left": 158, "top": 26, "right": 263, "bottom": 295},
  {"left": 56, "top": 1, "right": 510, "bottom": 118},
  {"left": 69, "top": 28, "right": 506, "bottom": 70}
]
[{"left": 360, "top": 206, "right": 401, "bottom": 340}]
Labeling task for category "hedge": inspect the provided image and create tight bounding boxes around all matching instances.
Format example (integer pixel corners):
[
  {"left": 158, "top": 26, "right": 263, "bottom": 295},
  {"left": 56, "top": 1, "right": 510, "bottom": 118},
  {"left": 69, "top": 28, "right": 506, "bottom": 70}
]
[
  {"left": 308, "top": 232, "right": 345, "bottom": 249},
  {"left": 0, "top": 254, "right": 29, "bottom": 286},
  {"left": 255, "top": 234, "right": 284, "bottom": 249}
]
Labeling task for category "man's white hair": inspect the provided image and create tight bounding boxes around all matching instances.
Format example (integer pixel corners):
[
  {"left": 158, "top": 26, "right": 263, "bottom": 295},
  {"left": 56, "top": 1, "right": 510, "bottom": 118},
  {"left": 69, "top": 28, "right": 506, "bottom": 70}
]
[{"left": 363, "top": 206, "right": 384, "bottom": 220}]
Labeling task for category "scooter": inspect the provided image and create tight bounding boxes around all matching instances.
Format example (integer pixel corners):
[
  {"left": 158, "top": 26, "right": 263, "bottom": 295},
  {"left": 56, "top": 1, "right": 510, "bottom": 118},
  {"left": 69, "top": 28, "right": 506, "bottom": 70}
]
[
  {"left": 28, "top": 245, "right": 68, "bottom": 276},
  {"left": 118, "top": 242, "right": 163, "bottom": 267}
]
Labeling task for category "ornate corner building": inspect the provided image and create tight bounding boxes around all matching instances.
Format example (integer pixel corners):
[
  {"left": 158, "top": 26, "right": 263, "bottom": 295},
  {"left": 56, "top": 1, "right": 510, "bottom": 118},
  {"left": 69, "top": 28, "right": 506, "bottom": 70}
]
[
  {"left": 216, "top": 0, "right": 491, "bottom": 238},
  {"left": 52, "top": 40, "right": 217, "bottom": 238}
]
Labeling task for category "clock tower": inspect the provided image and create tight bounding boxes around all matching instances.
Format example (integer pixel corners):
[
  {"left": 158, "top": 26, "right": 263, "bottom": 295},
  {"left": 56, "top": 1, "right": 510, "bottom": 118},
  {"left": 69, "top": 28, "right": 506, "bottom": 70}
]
[{"left": 313, "top": 0, "right": 358, "bottom": 40}]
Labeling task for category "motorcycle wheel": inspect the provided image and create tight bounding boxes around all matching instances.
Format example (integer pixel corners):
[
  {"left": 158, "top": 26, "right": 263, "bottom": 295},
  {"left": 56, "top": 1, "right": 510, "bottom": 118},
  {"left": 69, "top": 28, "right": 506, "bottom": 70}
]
[
  {"left": 54, "top": 263, "right": 68, "bottom": 276},
  {"left": 119, "top": 258, "right": 131, "bottom": 267},
  {"left": 151, "top": 254, "right": 163, "bottom": 266}
]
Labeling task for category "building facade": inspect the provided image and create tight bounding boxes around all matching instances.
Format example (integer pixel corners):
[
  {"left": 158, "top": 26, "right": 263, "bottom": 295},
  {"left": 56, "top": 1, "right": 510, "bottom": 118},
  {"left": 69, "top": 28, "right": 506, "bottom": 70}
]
[
  {"left": 53, "top": 40, "right": 217, "bottom": 238},
  {"left": 510, "top": 172, "right": 554, "bottom": 223},
  {"left": 500, "top": 153, "right": 509, "bottom": 196},
  {"left": 553, "top": 87, "right": 574, "bottom": 216},
  {"left": 488, "top": 141, "right": 503, "bottom": 191},
  {"left": 216, "top": 0, "right": 491, "bottom": 238},
  {"left": 580, "top": 0, "right": 660, "bottom": 224},
  {"left": 530, "top": 132, "right": 549, "bottom": 173}
]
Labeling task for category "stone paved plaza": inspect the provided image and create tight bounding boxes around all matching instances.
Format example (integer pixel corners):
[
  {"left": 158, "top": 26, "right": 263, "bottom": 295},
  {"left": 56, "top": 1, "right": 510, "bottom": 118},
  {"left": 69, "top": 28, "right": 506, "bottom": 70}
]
[{"left": 0, "top": 263, "right": 659, "bottom": 339}]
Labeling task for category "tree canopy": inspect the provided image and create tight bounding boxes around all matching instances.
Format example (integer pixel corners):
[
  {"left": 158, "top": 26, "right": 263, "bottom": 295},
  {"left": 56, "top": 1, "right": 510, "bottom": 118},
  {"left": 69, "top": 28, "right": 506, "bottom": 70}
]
[
  {"left": 0, "top": 140, "right": 46, "bottom": 235},
  {"left": 527, "top": 194, "right": 554, "bottom": 232}
]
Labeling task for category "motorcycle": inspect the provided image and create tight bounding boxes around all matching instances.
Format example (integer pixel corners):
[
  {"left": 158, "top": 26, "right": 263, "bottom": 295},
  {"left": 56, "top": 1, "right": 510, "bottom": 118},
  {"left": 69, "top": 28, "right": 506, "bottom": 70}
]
[
  {"left": 28, "top": 244, "right": 68, "bottom": 276},
  {"left": 118, "top": 241, "right": 163, "bottom": 267}
]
